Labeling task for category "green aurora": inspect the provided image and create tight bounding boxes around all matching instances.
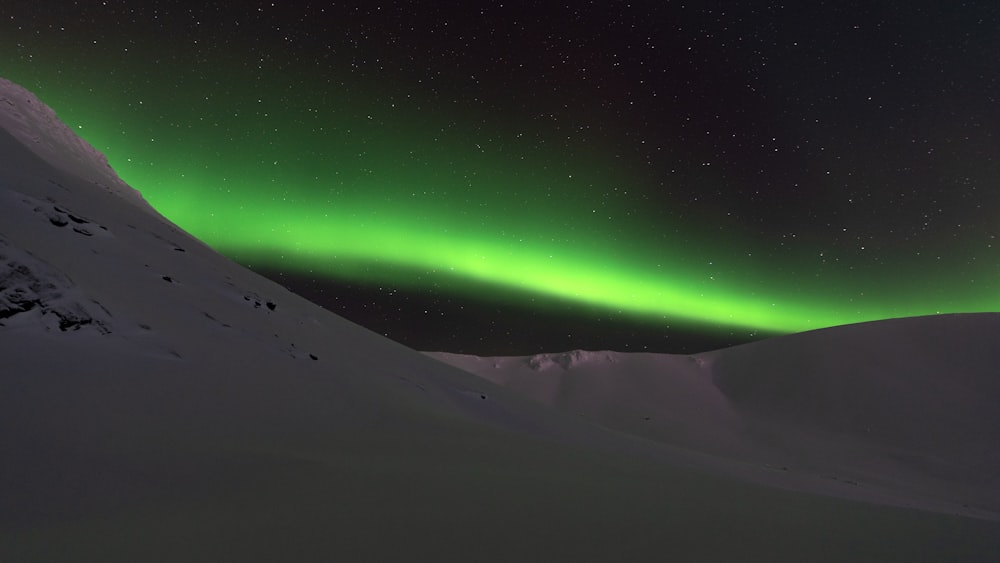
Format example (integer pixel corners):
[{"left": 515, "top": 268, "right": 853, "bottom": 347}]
[{"left": 3, "top": 54, "right": 996, "bottom": 340}]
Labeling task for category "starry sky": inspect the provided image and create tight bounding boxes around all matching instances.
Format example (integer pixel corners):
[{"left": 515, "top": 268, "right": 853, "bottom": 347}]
[{"left": 2, "top": 1, "right": 998, "bottom": 354}]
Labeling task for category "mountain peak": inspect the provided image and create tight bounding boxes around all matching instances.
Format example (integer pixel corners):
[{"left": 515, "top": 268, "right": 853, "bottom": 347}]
[{"left": 0, "top": 77, "right": 146, "bottom": 207}]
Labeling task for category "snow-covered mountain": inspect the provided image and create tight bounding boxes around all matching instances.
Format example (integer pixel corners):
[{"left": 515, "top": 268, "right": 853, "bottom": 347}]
[
  {"left": 2, "top": 76, "right": 998, "bottom": 562},
  {"left": 431, "top": 314, "right": 1000, "bottom": 516}
]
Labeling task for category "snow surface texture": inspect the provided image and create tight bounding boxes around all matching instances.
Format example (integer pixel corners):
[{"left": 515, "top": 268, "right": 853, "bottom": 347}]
[
  {"left": 430, "top": 320, "right": 1000, "bottom": 517},
  {"left": 0, "top": 234, "right": 113, "bottom": 333},
  {"left": 2, "top": 76, "right": 999, "bottom": 562}
]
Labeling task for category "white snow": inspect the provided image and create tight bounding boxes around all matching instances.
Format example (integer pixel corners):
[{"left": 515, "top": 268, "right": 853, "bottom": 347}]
[
  {"left": 430, "top": 317, "right": 1000, "bottom": 517},
  {"left": 1, "top": 76, "right": 998, "bottom": 562},
  {"left": 0, "top": 77, "right": 149, "bottom": 209}
]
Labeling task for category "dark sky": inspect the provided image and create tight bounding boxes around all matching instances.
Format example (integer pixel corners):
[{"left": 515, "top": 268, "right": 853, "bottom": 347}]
[{"left": 1, "top": 1, "right": 998, "bottom": 354}]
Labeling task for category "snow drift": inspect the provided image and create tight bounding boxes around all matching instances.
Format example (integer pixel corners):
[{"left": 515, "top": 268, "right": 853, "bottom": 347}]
[{"left": 430, "top": 314, "right": 1000, "bottom": 519}]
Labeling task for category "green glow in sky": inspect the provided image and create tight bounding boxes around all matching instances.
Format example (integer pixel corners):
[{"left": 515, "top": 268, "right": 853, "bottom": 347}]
[
  {"left": 142, "top": 185, "right": 991, "bottom": 335},
  {"left": 3, "top": 63, "right": 996, "bottom": 338}
]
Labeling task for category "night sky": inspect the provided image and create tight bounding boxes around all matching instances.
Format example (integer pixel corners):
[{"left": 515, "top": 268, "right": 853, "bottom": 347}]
[{"left": 2, "top": 1, "right": 998, "bottom": 354}]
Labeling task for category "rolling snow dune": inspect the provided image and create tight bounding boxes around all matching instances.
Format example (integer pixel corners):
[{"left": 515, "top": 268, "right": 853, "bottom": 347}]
[
  {"left": 430, "top": 315, "right": 1000, "bottom": 519},
  {"left": 2, "top": 76, "right": 1000, "bottom": 562}
]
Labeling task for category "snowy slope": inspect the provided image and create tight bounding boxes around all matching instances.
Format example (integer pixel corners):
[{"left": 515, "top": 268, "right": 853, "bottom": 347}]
[
  {"left": 0, "top": 78, "right": 147, "bottom": 209},
  {"left": 430, "top": 314, "right": 1000, "bottom": 519},
  {"left": 2, "top": 77, "right": 999, "bottom": 562}
]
